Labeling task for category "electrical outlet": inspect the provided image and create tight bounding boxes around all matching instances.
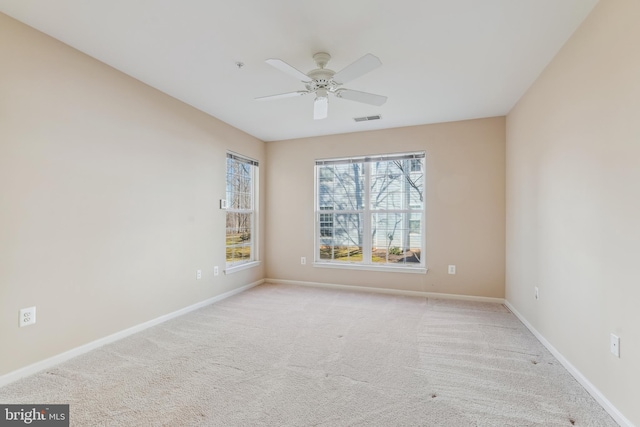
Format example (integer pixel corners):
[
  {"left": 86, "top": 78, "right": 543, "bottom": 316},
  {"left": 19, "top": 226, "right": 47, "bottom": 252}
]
[
  {"left": 19, "top": 307, "right": 36, "bottom": 327},
  {"left": 301, "top": 257, "right": 306, "bottom": 265},
  {"left": 610, "top": 334, "right": 620, "bottom": 357},
  {"left": 534, "top": 287, "right": 539, "bottom": 300},
  {"left": 214, "top": 266, "right": 219, "bottom": 276},
  {"left": 196, "top": 269, "right": 202, "bottom": 280},
  {"left": 448, "top": 265, "right": 456, "bottom": 274}
]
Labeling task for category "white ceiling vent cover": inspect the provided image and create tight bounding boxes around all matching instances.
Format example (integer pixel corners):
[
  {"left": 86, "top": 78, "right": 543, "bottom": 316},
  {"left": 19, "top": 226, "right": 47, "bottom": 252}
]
[{"left": 354, "top": 115, "right": 382, "bottom": 122}]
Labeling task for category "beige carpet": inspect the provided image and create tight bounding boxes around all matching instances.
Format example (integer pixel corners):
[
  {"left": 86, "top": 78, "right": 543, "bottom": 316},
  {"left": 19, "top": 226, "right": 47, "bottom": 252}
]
[{"left": 0, "top": 283, "right": 617, "bottom": 426}]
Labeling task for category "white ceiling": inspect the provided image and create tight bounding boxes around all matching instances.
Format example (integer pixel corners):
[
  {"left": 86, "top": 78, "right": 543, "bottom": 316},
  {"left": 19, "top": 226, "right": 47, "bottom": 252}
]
[{"left": 0, "top": 0, "right": 598, "bottom": 142}]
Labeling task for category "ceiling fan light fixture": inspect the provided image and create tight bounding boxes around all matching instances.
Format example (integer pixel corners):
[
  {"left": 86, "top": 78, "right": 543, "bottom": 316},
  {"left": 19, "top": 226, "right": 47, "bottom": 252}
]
[
  {"left": 315, "top": 88, "right": 328, "bottom": 100},
  {"left": 313, "top": 96, "right": 328, "bottom": 120}
]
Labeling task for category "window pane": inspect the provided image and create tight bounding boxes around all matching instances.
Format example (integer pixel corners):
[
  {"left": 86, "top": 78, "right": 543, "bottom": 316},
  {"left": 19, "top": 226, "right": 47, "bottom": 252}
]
[
  {"left": 370, "top": 159, "right": 424, "bottom": 210},
  {"left": 319, "top": 210, "right": 334, "bottom": 237},
  {"left": 318, "top": 213, "right": 362, "bottom": 262},
  {"left": 226, "top": 211, "right": 252, "bottom": 263},
  {"left": 318, "top": 164, "right": 364, "bottom": 211},
  {"left": 226, "top": 244, "right": 252, "bottom": 264},
  {"left": 226, "top": 158, "right": 252, "bottom": 210},
  {"left": 407, "top": 160, "right": 424, "bottom": 210},
  {"left": 226, "top": 212, "right": 251, "bottom": 239},
  {"left": 371, "top": 213, "right": 421, "bottom": 264},
  {"left": 370, "top": 161, "right": 403, "bottom": 210}
]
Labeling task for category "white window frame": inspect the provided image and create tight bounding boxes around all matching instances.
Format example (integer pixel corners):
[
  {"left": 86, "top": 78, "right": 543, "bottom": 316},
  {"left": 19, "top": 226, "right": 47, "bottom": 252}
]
[
  {"left": 314, "top": 152, "right": 426, "bottom": 273},
  {"left": 225, "top": 152, "right": 259, "bottom": 273}
]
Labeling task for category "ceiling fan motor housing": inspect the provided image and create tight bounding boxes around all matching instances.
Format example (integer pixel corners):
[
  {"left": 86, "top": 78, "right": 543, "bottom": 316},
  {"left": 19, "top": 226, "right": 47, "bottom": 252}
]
[
  {"left": 305, "top": 52, "right": 340, "bottom": 92},
  {"left": 306, "top": 68, "right": 337, "bottom": 92}
]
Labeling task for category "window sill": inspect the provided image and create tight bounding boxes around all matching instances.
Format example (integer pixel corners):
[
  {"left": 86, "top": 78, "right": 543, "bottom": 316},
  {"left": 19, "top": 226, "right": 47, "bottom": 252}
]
[
  {"left": 313, "top": 262, "right": 427, "bottom": 274},
  {"left": 225, "top": 261, "right": 261, "bottom": 275}
]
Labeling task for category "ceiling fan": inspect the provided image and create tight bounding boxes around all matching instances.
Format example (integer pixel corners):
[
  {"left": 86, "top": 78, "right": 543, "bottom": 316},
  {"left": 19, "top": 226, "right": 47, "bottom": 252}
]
[{"left": 256, "top": 52, "right": 387, "bottom": 120}]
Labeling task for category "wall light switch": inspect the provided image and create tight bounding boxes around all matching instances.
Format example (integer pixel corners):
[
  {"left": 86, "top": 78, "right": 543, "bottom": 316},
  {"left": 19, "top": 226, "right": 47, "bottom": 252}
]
[
  {"left": 448, "top": 265, "right": 456, "bottom": 274},
  {"left": 196, "top": 269, "right": 202, "bottom": 280},
  {"left": 214, "top": 266, "right": 219, "bottom": 276},
  {"left": 301, "top": 257, "right": 306, "bottom": 265}
]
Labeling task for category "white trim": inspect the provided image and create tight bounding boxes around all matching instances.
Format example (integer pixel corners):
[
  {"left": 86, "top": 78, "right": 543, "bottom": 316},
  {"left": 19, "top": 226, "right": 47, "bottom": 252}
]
[
  {"left": 266, "top": 278, "right": 504, "bottom": 304},
  {"left": 504, "top": 301, "right": 634, "bottom": 427},
  {"left": 315, "top": 151, "right": 425, "bottom": 166},
  {"left": 224, "top": 260, "right": 261, "bottom": 275},
  {"left": 226, "top": 150, "right": 259, "bottom": 166},
  {"left": 313, "top": 262, "right": 427, "bottom": 274},
  {"left": 0, "top": 279, "right": 264, "bottom": 388}
]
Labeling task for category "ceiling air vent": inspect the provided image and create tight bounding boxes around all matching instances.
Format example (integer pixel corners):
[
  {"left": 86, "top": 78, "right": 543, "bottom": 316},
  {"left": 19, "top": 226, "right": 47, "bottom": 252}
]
[{"left": 354, "top": 115, "right": 381, "bottom": 122}]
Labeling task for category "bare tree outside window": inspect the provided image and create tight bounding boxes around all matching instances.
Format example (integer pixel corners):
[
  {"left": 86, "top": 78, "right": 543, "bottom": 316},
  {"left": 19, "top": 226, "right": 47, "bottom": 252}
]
[
  {"left": 226, "top": 154, "right": 257, "bottom": 265},
  {"left": 316, "top": 153, "right": 424, "bottom": 267}
]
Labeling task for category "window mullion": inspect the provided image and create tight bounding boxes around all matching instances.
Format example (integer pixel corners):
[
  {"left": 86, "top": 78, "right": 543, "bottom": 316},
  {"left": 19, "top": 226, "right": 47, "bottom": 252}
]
[
  {"left": 362, "top": 162, "right": 372, "bottom": 264},
  {"left": 314, "top": 166, "right": 319, "bottom": 263},
  {"left": 251, "top": 165, "right": 256, "bottom": 263}
]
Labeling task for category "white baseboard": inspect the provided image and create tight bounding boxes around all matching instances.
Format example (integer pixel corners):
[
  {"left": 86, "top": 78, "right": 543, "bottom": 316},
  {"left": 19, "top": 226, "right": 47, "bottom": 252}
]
[
  {"left": 504, "top": 301, "right": 633, "bottom": 427},
  {"left": 0, "top": 279, "right": 264, "bottom": 388},
  {"left": 265, "top": 278, "right": 505, "bottom": 304}
]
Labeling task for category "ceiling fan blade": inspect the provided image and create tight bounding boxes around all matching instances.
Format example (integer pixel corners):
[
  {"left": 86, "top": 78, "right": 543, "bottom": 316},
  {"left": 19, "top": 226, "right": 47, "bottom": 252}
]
[
  {"left": 313, "top": 96, "right": 328, "bottom": 120},
  {"left": 332, "top": 53, "right": 382, "bottom": 85},
  {"left": 266, "top": 59, "right": 311, "bottom": 82},
  {"left": 336, "top": 89, "right": 387, "bottom": 106},
  {"left": 255, "top": 91, "right": 309, "bottom": 101}
]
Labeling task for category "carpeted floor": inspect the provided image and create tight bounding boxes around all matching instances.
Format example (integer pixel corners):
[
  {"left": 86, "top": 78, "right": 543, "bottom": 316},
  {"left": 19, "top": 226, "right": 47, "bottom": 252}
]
[{"left": 0, "top": 283, "right": 618, "bottom": 426}]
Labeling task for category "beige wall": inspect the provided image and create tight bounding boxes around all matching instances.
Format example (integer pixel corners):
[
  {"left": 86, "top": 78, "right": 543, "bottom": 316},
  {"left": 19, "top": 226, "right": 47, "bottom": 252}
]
[
  {"left": 266, "top": 118, "right": 506, "bottom": 298},
  {"left": 506, "top": 0, "right": 640, "bottom": 424},
  {"left": 0, "top": 14, "right": 265, "bottom": 376}
]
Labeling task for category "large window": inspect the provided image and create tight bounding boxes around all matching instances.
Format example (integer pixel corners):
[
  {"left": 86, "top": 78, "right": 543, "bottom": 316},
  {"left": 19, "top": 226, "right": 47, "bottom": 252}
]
[
  {"left": 315, "top": 152, "right": 425, "bottom": 270},
  {"left": 226, "top": 152, "right": 258, "bottom": 267}
]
